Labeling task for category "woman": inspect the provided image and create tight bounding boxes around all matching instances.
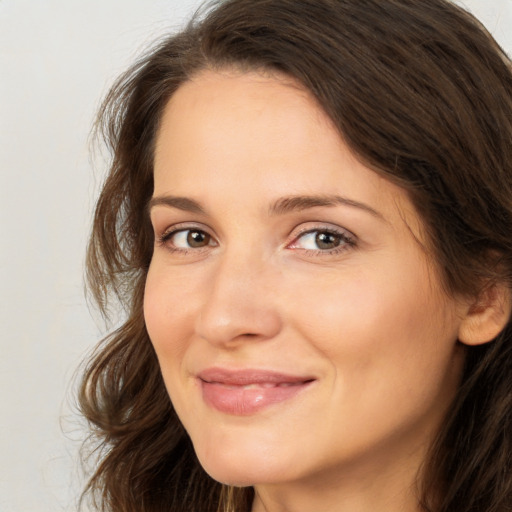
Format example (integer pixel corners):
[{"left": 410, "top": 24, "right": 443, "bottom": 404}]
[{"left": 79, "top": 0, "right": 512, "bottom": 511}]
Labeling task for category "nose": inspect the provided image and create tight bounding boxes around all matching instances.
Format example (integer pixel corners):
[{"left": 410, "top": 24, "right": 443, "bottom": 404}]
[{"left": 194, "top": 251, "right": 283, "bottom": 347}]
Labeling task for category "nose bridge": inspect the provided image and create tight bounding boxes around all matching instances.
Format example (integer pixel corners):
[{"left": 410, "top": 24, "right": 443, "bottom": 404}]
[{"left": 195, "top": 244, "right": 282, "bottom": 346}]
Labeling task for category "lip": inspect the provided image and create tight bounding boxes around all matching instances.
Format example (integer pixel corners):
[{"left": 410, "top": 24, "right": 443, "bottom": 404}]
[{"left": 197, "top": 368, "right": 315, "bottom": 416}]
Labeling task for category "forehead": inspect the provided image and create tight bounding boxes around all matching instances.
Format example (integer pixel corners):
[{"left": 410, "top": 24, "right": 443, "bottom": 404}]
[
  {"left": 155, "top": 69, "right": 330, "bottom": 167},
  {"left": 153, "top": 69, "right": 427, "bottom": 245},
  {"left": 155, "top": 70, "right": 357, "bottom": 193}
]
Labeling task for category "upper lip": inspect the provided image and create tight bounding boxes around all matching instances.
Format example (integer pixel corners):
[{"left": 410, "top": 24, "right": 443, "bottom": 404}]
[{"left": 197, "top": 367, "right": 316, "bottom": 386}]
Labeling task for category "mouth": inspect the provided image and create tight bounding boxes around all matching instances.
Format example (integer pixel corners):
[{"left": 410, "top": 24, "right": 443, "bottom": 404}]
[{"left": 197, "top": 368, "right": 316, "bottom": 416}]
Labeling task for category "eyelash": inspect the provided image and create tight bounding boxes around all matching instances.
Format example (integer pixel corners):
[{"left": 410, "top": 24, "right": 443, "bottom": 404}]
[
  {"left": 288, "top": 226, "right": 356, "bottom": 255},
  {"left": 157, "top": 225, "right": 216, "bottom": 254},
  {"left": 156, "top": 224, "right": 356, "bottom": 256}
]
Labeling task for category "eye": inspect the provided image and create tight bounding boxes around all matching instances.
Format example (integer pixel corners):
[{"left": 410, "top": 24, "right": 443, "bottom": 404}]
[
  {"left": 288, "top": 227, "right": 355, "bottom": 253},
  {"left": 159, "top": 228, "right": 216, "bottom": 250}
]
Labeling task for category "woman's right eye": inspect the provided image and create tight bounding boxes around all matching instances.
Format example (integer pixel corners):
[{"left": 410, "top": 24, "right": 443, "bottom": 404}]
[{"left": 159, "top": 228, "right": 217, "bottom": 251}]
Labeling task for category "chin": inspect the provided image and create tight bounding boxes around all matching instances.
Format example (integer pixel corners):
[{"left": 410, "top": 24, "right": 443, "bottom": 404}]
[
  {"left": 201, "top": 464, "right": 263, "bottom": 487},
  {"left": 192, "top": 433, "right": 297, "bottom": 486},
  {"left": 200, "top": 460, "right": 286, "bottom": 487}
]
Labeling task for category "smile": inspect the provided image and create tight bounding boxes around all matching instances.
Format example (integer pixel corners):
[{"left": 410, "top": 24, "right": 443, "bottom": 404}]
[{"left": 197, "top": 368, "right": 315, "bottom": 415}]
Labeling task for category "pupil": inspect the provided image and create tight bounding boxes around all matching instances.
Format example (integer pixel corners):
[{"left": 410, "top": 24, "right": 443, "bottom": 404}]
[
  {"left": 315, "top": 232, "right": 340, "bottom": 250},
  {"left": 187, "top": 230, "right": 209, "bottom": 248}
]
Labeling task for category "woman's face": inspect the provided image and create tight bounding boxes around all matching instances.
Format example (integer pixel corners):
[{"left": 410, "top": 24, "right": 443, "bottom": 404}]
[{"left": 145, "top": 70, "right": 468, "bottom": 490}]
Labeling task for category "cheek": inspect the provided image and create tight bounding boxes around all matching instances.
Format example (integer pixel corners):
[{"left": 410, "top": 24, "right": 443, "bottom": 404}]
[
  {"left": 143, "top": 264, "right": 204, "bottom": 424},
  {"left": 287, "top": 268, "right": 463, "bottom": 459},
  {"left": 143, "top": 264, "right": 195, "bottom": 364},
  {"left": 307, "top": 255, "right": 454, "bottom": 344},
  {"left": 289, "top": 259, "right": 461, "bottom": 396}
]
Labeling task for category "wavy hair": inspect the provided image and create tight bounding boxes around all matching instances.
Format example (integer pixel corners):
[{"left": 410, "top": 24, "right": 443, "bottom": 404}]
[{"left": 79, "top": 1, "right": 512, "bottom": 511}]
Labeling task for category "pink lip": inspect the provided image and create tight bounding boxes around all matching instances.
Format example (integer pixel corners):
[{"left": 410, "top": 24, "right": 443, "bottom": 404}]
[{"left": 197, "top": 368, "right": 315, "bottom": 416}]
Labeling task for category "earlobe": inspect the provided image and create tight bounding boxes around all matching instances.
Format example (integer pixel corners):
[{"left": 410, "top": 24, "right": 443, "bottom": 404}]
[{"left": 458, "top": 282, "right": 512, "bottom": 346}]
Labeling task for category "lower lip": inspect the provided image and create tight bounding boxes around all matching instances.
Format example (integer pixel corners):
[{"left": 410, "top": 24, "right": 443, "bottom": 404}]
[{"left": 200, "top": 380, "right": 312, "bottom": 415}]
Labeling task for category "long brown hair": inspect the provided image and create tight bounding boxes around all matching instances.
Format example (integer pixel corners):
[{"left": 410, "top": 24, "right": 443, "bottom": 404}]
[{"left": 79, "top": 1, "right": 512, "bottom": 511}]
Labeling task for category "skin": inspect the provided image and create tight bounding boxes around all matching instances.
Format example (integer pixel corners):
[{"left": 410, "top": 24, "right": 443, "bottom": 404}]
[{"left": 144, "top": 70, "right": 472, "bottom": 512}]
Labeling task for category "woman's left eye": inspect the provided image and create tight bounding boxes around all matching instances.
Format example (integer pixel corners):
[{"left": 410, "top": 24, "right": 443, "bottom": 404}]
[{"left": 288, "top": 228, "right": 355, "bottom": 253}]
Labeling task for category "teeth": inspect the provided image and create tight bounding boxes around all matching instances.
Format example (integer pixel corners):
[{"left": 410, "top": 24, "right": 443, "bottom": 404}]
[
  {"left": 233, "top": 382, "right": 299, "bottom": 389},
  {"left": 242, "top": 383, "right": 276, "bottom": 389},
  {"left": 215, "top": 381, "right": 305, "bottom": 389}
]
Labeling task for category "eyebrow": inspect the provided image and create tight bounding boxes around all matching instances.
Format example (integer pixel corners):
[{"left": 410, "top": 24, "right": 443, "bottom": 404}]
[
  {"left": 269, "top": 194, "right": 386, "bottom": 220},
  {"left": 148, "top": 195, "right": 206, "bottom": 214},
  {"left": 148, "top": 193, "right": 385, "bottom": 221}
]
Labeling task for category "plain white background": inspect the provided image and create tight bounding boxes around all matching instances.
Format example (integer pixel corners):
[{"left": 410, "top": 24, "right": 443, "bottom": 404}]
[{"left": 0, "top": 1, "right": 511, "bottom": 511}]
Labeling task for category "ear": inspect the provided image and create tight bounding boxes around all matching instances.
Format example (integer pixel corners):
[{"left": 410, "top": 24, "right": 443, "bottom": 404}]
[{"left": 458, "top": 281, "right": 512, "bottom": 346}]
